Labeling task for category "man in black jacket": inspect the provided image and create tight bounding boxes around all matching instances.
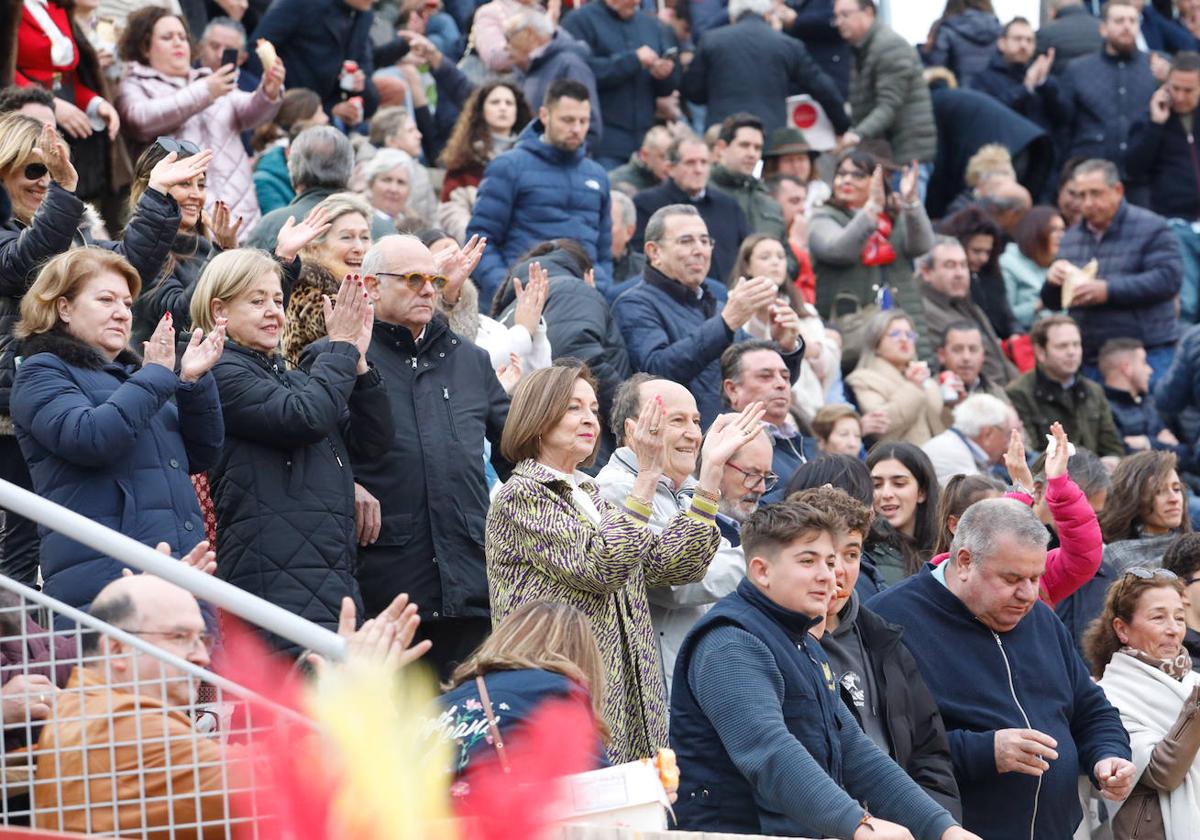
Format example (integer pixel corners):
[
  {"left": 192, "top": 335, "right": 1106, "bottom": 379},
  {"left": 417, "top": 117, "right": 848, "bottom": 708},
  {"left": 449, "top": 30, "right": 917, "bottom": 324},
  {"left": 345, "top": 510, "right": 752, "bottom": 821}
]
[
  {"left": 632, "top": 133, "right": 750, "bottom": 285},
  {"left": 1126, "top": 51, "right": 1200, "bottom": 321},
  {"left": 1037, "top": 0, "right": 1103, "bottom": 74},
  {"left": 682, "top": 0, "right": 847, "bottom": 136},
  {"left": 796, "top": 485, "right": 962, "bottom": 821},
  {"left": 315, "top": 234, "right": 510, "bottom": 680},
  {"left": 968, "top": 17, "right": 1057, "bottom": 129}
]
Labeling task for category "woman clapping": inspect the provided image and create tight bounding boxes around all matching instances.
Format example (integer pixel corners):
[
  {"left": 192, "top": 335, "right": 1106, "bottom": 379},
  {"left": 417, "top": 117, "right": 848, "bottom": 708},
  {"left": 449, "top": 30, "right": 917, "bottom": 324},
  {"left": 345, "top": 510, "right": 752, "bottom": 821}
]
[{"left": 192, "top": 251, "right": 393, "bottom": 651}]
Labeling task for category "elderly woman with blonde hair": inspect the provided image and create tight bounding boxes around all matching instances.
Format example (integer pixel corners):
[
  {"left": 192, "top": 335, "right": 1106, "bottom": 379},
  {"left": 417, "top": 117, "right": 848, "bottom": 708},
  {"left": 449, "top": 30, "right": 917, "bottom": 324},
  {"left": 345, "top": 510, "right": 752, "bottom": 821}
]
[
  {"left": 193, "top": 248, "right": 393, "bottom": 649},
  {"left": 485, "top": 361, "right": 761, "bottom": 762},
  {"left": 280, "top": 193, "right": 373, "bottom": 366}
]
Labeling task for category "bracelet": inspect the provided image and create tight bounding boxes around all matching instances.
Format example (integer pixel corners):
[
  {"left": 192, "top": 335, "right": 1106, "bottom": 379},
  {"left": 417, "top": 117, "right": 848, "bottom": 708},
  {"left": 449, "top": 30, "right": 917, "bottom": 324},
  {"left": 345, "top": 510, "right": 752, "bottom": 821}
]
[
  {"left": 627, "top": 491, "right": 653, "bottom": 508},
  {"left": 857, "top": 810, "right": 875, "bottom": 832},
  {"left": 1009, "top": 482, "right": 1035, "bottom": 498},
  {"left": 693, "top": 486, "right": 720, "bottom": 503}
]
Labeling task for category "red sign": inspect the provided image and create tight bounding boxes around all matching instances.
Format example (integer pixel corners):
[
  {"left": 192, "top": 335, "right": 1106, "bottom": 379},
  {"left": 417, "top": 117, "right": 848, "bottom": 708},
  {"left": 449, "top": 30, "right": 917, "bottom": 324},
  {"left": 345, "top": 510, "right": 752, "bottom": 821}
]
[{"left": 792, "top": 102, "right": 818, "bottom": 129}]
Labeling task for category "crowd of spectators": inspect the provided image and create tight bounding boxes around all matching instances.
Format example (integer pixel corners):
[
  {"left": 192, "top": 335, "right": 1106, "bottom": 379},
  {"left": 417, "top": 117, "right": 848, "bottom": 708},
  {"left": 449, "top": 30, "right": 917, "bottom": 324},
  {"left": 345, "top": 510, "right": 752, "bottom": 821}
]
[{"left": 6, "top": 0, "right": 1200, "bottom": 836}]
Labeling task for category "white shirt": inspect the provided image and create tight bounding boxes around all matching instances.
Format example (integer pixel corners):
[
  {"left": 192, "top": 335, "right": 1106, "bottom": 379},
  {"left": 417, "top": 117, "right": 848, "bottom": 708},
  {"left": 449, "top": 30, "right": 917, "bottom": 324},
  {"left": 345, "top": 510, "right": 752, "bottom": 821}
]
[{"left": 540, "top": 464, "right": 602, "bottom": 525}]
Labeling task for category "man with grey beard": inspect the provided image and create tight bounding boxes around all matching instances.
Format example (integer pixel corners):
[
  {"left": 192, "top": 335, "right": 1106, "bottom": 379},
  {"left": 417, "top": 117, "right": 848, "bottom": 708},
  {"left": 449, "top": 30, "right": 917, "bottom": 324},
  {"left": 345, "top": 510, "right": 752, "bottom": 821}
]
[{"left": 706, "top": 425, "right": 773, "bottom": 548}]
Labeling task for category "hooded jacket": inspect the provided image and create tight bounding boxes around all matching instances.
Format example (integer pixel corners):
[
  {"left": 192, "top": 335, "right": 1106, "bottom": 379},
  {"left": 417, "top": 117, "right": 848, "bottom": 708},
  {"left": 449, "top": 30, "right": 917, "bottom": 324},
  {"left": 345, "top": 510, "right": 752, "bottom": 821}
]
[
  {"left": 821, "top": 592, "right": 962, "bottom": 819},
  {"left": 208, "top": 340, "right": 392, "bottom": 649},
  {"left": 10, "top": 330, "right": 222, "bottom": 611},
  {"left": 925, "top": 10, "right": 1003, "bottom": 87},
  {"left": 117, "top": 62, "right": 282, "bottom": 236},
  {"left": 869, "top": 568, "right": 1131, "bottom": 839},
  {"left": 468, "top": 119, "right": 613, "bottom": 301}
]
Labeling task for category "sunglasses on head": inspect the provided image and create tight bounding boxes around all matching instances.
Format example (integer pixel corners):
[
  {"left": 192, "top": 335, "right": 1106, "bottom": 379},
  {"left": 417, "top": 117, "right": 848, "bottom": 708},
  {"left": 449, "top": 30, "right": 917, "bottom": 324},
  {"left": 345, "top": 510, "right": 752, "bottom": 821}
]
[
  {"left": 23, "top": 163, "right": 48, "bottom": 181},
  {"left": 1123, "top": 567, "right": 1178, "bottom": 582},
  {"left": 153, "top": 136, "right": 201, "bottom": 156},
  {"left": 376, "top": 272, "right": 449, "bottom": 291}
]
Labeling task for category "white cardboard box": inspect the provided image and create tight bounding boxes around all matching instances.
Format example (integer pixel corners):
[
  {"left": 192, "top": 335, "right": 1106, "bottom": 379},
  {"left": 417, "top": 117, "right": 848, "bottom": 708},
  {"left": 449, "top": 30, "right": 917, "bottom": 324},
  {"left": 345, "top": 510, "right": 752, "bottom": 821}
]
[{"left": 553, "top": 760, "right": 671, "bottom": 831}]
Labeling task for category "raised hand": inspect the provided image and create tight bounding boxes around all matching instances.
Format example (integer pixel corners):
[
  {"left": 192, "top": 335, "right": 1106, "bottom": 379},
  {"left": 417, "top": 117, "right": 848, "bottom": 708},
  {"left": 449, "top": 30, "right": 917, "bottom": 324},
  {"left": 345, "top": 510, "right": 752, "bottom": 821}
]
[
  {"left": 275, "top": 204, "right": 332, "bottom": 262},
  {"left": 496, "top": 352, "right": 522, "bottom": 394},
  {"left": 698, "top": 402, "right": 766, "bottom": 478},
  {"left": 179, "top": 317, "right": 226, "bottom": 382},
  {"left": 1044, "top": 422, "right": 1071, "bottom": 480},
  {"left": 205, "top": 64, "right": 238, "bottom": 99},
  {"left": 34, "top": 123, "right": 78, "bottom": 191},
  {"left": 900, "top": 160, "right": 920, "bottom": 204},
  {"left": 148, "top": 149, "right": 214, "bottom": 195},
  {"left": 142, "top": 312, "right": 176, "bottom": 370},
  {"left": 768, "top": 300, "right": 801, "bottom": 352},
  {"left": 323, "top": 274, "right": 369, "bottom": 343},
  {"left": 177, "top": 540, "right": 217, "bottom": 575},
  {"left": 629, "top": 394, "right": 669, "bottom": 481},
  {"left": 1004, "top": 428, "right": 1035, "bottom": 491},
  {"left": 867, "top": 165, "right": 886, "bottom": 211},
  {"left": 512, "top": 262, "right": 548, "bottom": 335},
  {"left": 203, "top": 201, "right": 244, "bottom": 250},
  {"left": 435, "top": 234, "right": 486, "bottom": 306},
  {"left": 722, "top": 276, "right": 777, "bottom": 331},
  {"left": 261, "top": 56, "right": 286, "bottom": 99}
]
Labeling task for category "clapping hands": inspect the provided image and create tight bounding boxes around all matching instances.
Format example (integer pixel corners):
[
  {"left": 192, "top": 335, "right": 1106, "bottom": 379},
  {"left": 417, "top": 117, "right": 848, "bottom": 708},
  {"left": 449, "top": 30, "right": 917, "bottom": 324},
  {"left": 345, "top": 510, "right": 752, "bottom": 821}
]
[
  {"left": 323, "top": 274, "right": 375, "bottom": 372},
  {"left": 179, "top": 318, "right": 227, "bottom": 382}
]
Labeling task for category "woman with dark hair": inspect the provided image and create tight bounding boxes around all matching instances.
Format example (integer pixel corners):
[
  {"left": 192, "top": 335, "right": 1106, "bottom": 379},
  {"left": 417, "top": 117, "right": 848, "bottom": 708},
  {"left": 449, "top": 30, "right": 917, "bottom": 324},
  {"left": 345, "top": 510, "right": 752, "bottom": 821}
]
[
  {"left": 809, "top": 147, "right": 934, "bottom": 370},
  {"left": 923, "top": 0, "right": 1002, "bottom": 87},
  {"left": 1000, "top": 206, "right": 1065, "bottom": 331},
  {"left": 127, "top": 139, "right": 326, "bottom": 346},
  {"left": 786, "top": 453, "right": 886, "bottom": 597},
  {"left": 437, "top": 81, "right": 532, "bottom": 242},
  {"left": 937, "top": 204, "right": 1017, "bottom": 340},
  {"left": 115, "top": 5, "right": 285, "bottom": 235},
  {"left": 1102, "top": 451, "right": 1193, "bottom": 574},
  {"left": 867, "top": 441, "right": 940, "bottom": 583},
  {"left": 251, "top": 88, "right": 329, "bottom": 216},
  {"left": 1085, "top": 570, "right": 1200, "bottom": 839}
]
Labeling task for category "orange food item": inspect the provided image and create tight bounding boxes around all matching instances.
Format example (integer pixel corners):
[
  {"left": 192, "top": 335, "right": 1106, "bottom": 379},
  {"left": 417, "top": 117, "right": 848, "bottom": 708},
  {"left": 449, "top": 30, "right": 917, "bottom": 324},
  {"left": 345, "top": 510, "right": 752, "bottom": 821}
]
[{"left": 654, "top": 748, "right": 679, "bottom": 790}]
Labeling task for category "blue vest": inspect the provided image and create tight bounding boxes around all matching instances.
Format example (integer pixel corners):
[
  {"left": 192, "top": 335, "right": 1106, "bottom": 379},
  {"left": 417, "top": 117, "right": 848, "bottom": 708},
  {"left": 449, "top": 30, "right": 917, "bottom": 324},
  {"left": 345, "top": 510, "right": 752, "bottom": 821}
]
[{"left": 669, "top": 578, "right": 843, "bottom": 835}]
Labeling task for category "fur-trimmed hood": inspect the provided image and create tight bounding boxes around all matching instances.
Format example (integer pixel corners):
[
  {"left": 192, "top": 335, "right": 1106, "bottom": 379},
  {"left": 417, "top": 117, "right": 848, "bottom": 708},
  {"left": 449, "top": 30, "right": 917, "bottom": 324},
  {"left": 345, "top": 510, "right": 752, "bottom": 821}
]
[{"left": 20, "top": 328, "right": 140, "bottom": 372}]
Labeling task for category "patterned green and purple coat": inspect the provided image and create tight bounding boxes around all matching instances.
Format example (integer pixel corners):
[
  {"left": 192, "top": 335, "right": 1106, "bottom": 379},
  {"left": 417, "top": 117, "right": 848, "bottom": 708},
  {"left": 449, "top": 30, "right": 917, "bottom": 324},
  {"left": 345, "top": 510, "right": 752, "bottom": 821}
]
[{"left": 485, "top": 459, "right": 720, "bottom": 763}]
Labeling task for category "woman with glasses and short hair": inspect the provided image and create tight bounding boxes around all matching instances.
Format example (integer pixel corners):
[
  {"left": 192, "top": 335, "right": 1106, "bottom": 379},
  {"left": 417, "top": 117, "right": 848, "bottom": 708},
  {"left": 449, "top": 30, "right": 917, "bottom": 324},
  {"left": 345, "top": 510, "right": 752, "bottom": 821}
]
[
  {"left": 190, "top": 249, "right": 393, "bottom": 652},
  {"left": 845, "top": 308, "right": 945, "bottom": 446},
  {"left": 1085, "top": 568, "right": 1200, "bottom": 840},
  {"left": 809, "top": 147, "right": 935, "bottom": 371},
  {"left": 115, "top": 5, "right": 286, "bottom": 237}
]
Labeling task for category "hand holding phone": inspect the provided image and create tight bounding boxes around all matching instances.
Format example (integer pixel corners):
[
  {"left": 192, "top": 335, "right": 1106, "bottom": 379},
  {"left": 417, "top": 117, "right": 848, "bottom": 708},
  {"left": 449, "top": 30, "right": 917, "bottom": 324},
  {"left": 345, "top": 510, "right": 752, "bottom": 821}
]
[{"left": 220, "top": 47, "right": 239, "bottom": 69}]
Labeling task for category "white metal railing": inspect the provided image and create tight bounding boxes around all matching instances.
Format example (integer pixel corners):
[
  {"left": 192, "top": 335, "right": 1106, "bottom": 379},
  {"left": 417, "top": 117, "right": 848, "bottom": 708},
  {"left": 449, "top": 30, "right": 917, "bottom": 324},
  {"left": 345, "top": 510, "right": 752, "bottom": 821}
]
[{"left": 0, "top": 479, "right": 344, "bottom": 661}]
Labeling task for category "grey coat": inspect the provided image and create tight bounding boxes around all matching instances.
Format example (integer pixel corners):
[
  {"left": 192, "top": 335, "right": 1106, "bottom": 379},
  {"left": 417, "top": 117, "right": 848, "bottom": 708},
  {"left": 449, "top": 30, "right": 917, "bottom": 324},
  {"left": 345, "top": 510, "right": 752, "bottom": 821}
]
[{"left": 848, "top": 22, "right": 937, "bottom": 163}]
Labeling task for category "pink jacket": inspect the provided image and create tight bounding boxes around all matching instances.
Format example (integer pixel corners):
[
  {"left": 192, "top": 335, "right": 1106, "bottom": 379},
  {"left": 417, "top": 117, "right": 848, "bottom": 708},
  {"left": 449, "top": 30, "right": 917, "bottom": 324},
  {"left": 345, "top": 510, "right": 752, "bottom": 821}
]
[
  {"left": 930, "top": 474, "right": 1103, "bottom": 607},
  {"left": 116, "top": 62, "right": 282, "bottom": 238},
  {"left": 474, "top": 0, "right": 536, "bottom": 71}
]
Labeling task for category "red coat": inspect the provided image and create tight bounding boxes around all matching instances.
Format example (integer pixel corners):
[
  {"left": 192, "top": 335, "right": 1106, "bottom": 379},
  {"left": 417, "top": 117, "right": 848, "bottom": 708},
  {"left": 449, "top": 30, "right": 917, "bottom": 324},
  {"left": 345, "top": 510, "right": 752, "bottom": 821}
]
[
  {"left": 930, "top": 474, "right": 1104, "bottom": 607},
  {"left": 16, "top": 1, "right": 97, "bottom": 110}
]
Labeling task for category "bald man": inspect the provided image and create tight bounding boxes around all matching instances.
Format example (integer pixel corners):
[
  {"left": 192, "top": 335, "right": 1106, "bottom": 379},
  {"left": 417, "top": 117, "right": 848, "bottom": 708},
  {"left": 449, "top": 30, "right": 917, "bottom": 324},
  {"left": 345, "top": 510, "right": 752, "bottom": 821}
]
[
  {"left": 301, "top": 234, "right": 511, "bottom": 682},
  {"left": 31, "top": 574, "right": 230, "bottom": 837}
]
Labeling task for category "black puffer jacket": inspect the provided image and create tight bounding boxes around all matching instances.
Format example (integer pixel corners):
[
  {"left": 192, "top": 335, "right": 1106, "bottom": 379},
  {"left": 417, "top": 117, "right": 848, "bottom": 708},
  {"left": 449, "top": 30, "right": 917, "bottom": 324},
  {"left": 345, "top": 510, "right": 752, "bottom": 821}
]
[
  {"left": 0, "top": 184, "right": 180, "bottom": 416},
  {"left": 304, "top": 316, "right": 509, "bottom": 621},
  {"left": 207, "top": 340, "right": 393, "bottom": 650}
]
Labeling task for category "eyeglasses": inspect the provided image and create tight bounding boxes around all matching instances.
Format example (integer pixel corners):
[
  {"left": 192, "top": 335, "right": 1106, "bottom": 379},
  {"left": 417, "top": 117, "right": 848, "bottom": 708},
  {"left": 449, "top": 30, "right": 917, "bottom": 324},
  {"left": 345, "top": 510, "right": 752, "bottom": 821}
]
[
  {"left": 886, "top": 329, "right": 918, "bottom": 341},
  {"left": 153, "top": 136, "right": 201, "bottom": 156},
  {"left": 126, "top": 629, "right": 215, "bottom": 653},
  {"left": 23, "top": 163, "right": 48, "bottom": 181},
  {"left": 376, "top": 271, "right": 449, "bottom": 291},
  {"left": 726, "top": 462, "right": 779, "bottom": 492},
  {"left": 834, "top": 169, "right": 870, "bottom": 181},
  {"left": 663, "top": 235, "right": 716, "bottom": 250}
]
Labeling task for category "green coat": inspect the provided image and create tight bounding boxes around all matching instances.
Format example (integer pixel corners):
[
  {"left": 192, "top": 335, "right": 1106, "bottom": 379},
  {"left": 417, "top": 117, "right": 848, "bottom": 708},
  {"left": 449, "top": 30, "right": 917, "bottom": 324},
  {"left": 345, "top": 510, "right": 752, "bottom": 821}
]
[
  {"left": 485, "top": 459, "right": 720, "bottom": 763},
  {"left": 808, "top": 201, "right": 935, "bottom": 367},
  {"left": 609, "top": 154, "right": 662, "bottom": 194},
  {"left": 708, "top": 165, "right": 786, "bottom": 240},
  {"left": 848, "top": 22, "right": 937, "bottom": 164},
  {"left": 1005, "top": 366, "right": 1125, "bottom": 458}
]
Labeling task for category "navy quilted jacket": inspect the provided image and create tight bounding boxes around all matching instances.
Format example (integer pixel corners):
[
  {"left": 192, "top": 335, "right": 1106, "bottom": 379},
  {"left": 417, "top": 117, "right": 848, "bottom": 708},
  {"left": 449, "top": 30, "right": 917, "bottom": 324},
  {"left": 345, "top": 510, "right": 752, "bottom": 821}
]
[
  {"left": 11, "top": 330, "right": 222, "bottom": 612},
  {"left": 1043, "top": 200, "right": 1183, "bottom": 363},
  {"left": 467, "top": 120, "right": 613, "bottom": 303},
  {"left": 1055, "top": 49, "right": 1158, "bottom": 168}
]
